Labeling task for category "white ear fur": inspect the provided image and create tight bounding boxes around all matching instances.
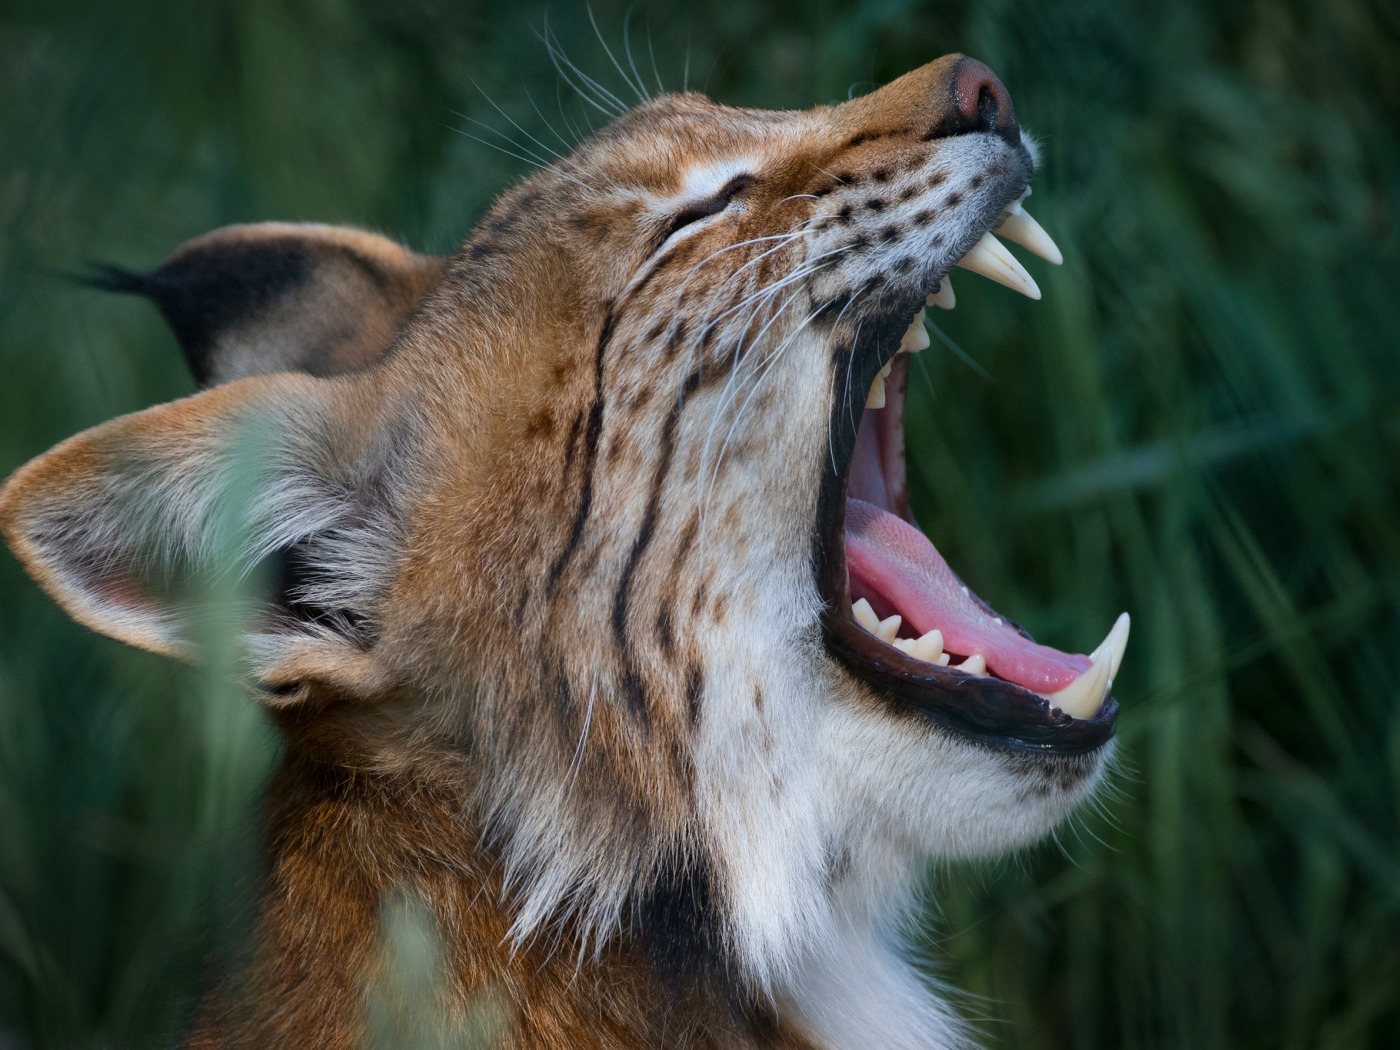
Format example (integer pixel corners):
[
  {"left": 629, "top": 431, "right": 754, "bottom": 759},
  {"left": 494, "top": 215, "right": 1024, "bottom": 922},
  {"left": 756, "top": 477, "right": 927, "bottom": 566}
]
[{"left": 0, "top": 372, "right": 402, "bottom": 697}]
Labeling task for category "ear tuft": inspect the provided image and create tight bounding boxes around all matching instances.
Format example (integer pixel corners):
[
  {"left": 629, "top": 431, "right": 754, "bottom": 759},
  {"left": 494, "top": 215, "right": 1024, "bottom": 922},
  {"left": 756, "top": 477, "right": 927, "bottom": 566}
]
[{"left": 87, "top": 223, "right": 446, "bottom": 387}]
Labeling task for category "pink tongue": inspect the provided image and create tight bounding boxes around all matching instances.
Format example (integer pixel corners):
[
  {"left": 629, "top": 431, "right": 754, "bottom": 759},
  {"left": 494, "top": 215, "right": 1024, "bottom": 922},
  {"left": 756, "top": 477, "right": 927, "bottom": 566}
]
[{"left": 845, "top": 498, "right": 1089, "bottom": 694}]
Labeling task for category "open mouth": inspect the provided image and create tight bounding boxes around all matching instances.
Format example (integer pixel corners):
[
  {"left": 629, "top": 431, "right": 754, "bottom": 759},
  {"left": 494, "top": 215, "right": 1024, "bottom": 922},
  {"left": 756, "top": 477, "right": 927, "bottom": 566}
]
[{"left": 818, "top": 204, "right": 1126, "bottom": 755}]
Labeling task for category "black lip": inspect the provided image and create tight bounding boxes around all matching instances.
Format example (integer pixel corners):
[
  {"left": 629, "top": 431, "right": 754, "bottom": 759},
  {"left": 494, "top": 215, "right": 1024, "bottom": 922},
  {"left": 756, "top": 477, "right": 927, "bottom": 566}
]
[{"left": 813, "top": 246, "right": 1118, "bottom": 758}]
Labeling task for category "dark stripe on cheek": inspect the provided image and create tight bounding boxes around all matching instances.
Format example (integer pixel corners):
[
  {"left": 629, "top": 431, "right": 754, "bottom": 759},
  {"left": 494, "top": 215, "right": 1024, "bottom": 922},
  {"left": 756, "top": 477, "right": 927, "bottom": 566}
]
[
  {"left": 545, "top": 307, "right": 616, "bottom": 594},
  {"left": 611, "top": 369, "right": 702, "bottom": 651}
]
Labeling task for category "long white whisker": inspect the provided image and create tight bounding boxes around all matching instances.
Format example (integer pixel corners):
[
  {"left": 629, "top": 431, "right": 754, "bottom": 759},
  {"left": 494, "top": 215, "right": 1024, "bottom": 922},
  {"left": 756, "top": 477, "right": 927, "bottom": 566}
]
[
  {"left": 700, "top": 253, "right": 851, "bottom": 504},
  {"left": 708, "top": 298, "right": 827, "bottom": 511},
  {"left": 626, "top": 224, "right": 813, "bottom": 305},
  {"left": 554, "top": 79, "right": 588, "bottom": 144},
  {"left": 455, "top": 112, "right": 554, "bottom": 168},
  {"left": 449, "top": 125, "right": 594, "bottom": 191},
  {"left": 708, "top": 241, "right": 851, "bottom": 330},
  {"left": 621, "top": 8, "right": 651, "bottom": 102},
  {"left": 470, "top": 79, "right": 573, "bottom": 164},
  {"left": 646, "top": 23, "right": 665, "bottom": 97},
  {"left": 525, "top": 86, "right": 579, "bottom": 153},
  {"left": 683, "top": 25, "right": 692, "bottom": 92},
  {"left": 539, "top": 21, "right": 627, "bottom": 115},
  {"left": 693, "top": 247, "right": 851, "bottom": 541},
  {"left": 588, "top": 5, "right": 648, "bottom": 103}
]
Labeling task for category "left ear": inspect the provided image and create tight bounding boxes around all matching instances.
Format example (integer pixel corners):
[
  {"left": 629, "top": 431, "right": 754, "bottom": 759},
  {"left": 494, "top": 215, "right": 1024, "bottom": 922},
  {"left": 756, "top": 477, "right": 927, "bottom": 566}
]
[
  {"left": 88, "top": 222, "right": 447, "bottom": 388},
  {"left": 0, "top": 371, "right": 403, "bottom": 704}
]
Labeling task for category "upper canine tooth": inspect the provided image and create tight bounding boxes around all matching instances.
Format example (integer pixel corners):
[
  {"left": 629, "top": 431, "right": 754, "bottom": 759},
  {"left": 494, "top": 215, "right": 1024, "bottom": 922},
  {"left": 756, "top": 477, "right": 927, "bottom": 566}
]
[
  {"left": 852, "top": 598, "right": 880, "bottom": 633},
  {"left": 955, "top": 232, "right": 1041, "bottom": 300},
  {"left": 900, "top": 311, "right": 931, "bottom": 353},
  {"left": 996, "top": 206, "right": 1064, "bottom": 266},
  {"left": 1047, "top": 652, "right": 1111, "bottom": 719},
  {"left": 926, "top": 278, "right": 956, "bottom": 310},
  {"left": 1087, "top": 612, "right": 1131, "bottom": 680},
  {"left": 875, "top": 614, "right": 902, "bottom": 643}
]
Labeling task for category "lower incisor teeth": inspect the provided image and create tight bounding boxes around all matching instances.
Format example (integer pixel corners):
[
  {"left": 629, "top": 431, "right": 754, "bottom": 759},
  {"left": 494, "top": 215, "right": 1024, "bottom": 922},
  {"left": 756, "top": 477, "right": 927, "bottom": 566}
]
[
  {"left": 958, "top": 653, "right": 986, "bottom": 676},
  {"left": 910, "top": 628, "right": 943, "bottom": 663},
  {"left": 875, "top": 614, "right": 902, "bottom": 643},
  {"left": 894, "top": 628, "right": 944, "bottom": 664}
]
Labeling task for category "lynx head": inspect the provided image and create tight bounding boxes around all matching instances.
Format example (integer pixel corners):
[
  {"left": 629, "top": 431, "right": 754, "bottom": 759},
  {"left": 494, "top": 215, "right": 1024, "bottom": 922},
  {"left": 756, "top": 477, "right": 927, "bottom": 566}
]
[{"left": 0, "top": 54, "right": 1123, "bottom": 1044}]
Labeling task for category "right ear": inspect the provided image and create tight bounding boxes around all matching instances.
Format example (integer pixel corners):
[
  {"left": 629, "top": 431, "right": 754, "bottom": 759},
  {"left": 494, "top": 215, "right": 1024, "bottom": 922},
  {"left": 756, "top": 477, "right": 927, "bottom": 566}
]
[
  {"left": 88, "top": 222, "right": 446, "bottom": 387},
  {"left": 0, "top": 372, "right": 404, "bottom": 703}
]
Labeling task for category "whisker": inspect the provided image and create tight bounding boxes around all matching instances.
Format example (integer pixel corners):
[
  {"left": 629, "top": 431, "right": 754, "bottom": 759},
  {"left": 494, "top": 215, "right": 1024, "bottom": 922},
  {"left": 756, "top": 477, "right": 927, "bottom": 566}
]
[
  {"left": 588, "top": 4, "right": 648, "bottom": 104},
  {"left": 683, "top": 24, "right": 692, "bottom": 92},
  {"left": 470, "top": 78, "right": 574, "bottom": 165},
  {"left": 555, "top": 79, "right": 588, "bottom": 144},
  {"left": 695, "top": 248, "right": 852, "bottom": 535},
  {"left": 525, "top": 85, "right": 580, "bottom": 153},
  {"left": 449, "top": 124, "right": 594, "bottom": 191},
  {"left": 455, "top": 111, "right": 554, "bottom": 168},
  {"left": 646, "top": 22, "right": 665, "bottom": 97},
  {"left": 621, "top": 8, "right": 651, "bottom": 102},
  {"left": 539, "top": 20, "right": 627, "bottom": 115},
  {"left": 710, "top": 297, "right": 827, "bottom": 490}
]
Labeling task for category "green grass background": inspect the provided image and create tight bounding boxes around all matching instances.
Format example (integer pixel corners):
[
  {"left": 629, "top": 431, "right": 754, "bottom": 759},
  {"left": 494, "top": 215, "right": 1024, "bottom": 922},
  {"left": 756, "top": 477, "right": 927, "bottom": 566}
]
[{"left": 2, "top": 0, "right": 1398, "bottom": 1046}]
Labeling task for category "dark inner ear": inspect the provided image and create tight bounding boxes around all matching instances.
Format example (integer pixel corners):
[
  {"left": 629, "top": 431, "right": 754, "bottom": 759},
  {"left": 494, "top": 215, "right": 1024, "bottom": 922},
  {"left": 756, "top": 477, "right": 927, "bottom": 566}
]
[{"left": 87, "top": 223, "right": 446, "bottom": 388}]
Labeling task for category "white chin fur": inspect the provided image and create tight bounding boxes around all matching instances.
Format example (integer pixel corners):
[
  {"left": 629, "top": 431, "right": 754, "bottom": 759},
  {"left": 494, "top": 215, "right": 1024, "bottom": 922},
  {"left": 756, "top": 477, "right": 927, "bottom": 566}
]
[{"left": 691, "top": 625, "right": 1108, "bottom": 1045}]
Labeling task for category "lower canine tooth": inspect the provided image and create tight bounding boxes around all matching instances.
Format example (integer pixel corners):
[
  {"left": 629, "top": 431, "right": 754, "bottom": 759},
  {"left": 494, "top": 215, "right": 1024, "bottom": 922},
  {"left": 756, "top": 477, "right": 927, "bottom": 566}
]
[
  {"left": 955, "top": 231, "right": 1041, "bottom": 300},
  {"left": 1048, "top": 652, "right": 1111, "bottom": 719},
  {"left": 1088, "top": 611, "right": 1131, "bottom": 680},
  {"left": 927, "top": 278, "right": 955, "bottom": 310},
  {"left": 959, "top": 653, "right": 986, "bottom": 676},
  {"left": 852, "top": 598, "right": 880, "bottom": 633}
]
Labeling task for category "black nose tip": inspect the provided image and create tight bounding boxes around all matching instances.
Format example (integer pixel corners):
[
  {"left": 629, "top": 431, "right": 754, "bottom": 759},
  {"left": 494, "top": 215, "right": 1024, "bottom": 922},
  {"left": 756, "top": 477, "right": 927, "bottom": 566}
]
[{"left": 951, "top": 57, "right": 1020, "bottom": 147}]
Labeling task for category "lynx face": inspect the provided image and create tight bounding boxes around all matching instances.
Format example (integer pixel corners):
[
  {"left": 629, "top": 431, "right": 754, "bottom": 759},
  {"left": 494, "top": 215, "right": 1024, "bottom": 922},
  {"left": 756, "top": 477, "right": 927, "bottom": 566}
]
[{"left": 1, "top": 55, "right": 1122, "bottom": 1047}]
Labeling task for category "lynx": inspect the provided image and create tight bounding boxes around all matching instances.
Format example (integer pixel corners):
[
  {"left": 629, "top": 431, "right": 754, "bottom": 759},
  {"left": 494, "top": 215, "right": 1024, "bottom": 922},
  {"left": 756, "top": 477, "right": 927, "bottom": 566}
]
[{"left": 1, "top": 54, "right": 1126, "bottom": 1049}]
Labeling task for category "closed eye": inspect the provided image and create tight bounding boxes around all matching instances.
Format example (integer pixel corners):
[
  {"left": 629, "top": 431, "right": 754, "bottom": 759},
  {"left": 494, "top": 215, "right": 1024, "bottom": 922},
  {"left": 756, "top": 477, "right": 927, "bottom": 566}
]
[{"left": 658, "top": 174, "right": 755, "bottom": 244}]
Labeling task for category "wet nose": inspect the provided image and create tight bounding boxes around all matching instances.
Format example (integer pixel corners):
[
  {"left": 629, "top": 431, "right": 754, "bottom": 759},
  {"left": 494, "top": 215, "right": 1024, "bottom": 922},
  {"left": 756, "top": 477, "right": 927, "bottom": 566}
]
[{"left": 950, "top": 57, "right": 1020, "bottom": 147}]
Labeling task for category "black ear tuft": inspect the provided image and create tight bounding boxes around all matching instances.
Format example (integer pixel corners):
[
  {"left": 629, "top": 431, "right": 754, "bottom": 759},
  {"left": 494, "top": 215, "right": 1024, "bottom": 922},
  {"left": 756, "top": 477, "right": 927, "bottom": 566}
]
[
  {"left": 83, "top": 223, "right": 445, "bottom": 388},
  {"left": 85, "top": 249, "right": 311, "bottom": 386}
]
